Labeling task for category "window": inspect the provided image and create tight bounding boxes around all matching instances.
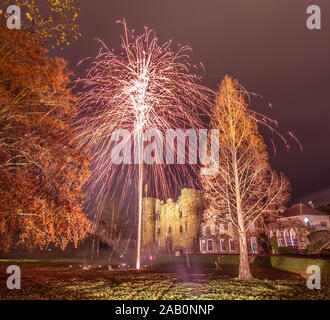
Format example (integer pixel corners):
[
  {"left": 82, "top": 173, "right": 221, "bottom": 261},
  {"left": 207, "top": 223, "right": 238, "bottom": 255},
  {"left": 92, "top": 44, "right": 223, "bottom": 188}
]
[
  {"left": 185, "top": 222, "right": 188, "bottom": 233},
  {"left": 220, "top": 238, "right": 226, "bottom": 251},
  {"left": 157, "top": 226, "right": 160, "bottom": 234},
  {"left": 202, "top": 226, "right": 207, "bottom": 236},
  {"left": 250, "top": 221, "right": 255, "bottom": 232},
  {"left": 250, "top": 237, "right": 258, "bottom": 253},
  {"left": 321, "top": 222, "right": 327, "bottom": 227},
  {"left": 219, "top": 224, "right": 224, "bottom": 234},
  {"left": 228, "top": 223, "right": 233, "bottom": 234},
  {"left": 284, "top": 229, "right": 292, "bottom": 246},
  {"left": 277, "top": 231, "right": 284, "bottom": 247},
  {"left": 304, "top": 217, "right": 311, "bottom": 227},
  {"left": 180, "top": 225, "right": 183, "bottom": 233},
  {"left": 207, "top": 239, "right": 214, "bottom": 252},
  {"left": 179, "top": 211, "right": 182, "bottom": 219},
  {"left": 290, "top": 228, "right": 298, "bottom": 246},
  {"left": 168, "top": 226, "right": 171, "bottom": 234},
  {"left": 229, "top": 239, "right": 235, "bottom": 252},
  {"left": 201, "top": 240, "right": 207, "bottom": 253},
  {"left": 211, "top": 225, "right": 216, "bottom": 235}
]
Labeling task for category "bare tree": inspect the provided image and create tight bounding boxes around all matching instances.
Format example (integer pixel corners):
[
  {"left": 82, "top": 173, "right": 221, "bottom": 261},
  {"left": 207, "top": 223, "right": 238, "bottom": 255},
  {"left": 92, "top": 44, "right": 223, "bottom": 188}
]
[{"left": 201, "top": 76, "right": 290, "bottom": 279}]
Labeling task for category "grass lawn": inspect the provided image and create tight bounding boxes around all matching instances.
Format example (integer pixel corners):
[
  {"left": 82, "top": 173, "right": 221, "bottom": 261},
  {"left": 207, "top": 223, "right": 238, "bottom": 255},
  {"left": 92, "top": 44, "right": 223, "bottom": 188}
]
[{"left": 0, "top": 257, "right": 329, "bottom": 300}]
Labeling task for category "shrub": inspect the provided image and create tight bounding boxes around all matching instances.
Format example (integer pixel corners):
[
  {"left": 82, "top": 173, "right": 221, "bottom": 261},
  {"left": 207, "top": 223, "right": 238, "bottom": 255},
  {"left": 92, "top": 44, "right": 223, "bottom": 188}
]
[
  {"left": 307, "top": 240, "right": 325, "bottom": 254},
  {"left": 258, "top": 233, "right": 270, "bottom": 253},
  {"left": 307, "top": 230, "right": 329, "bottom": 242},
  {"left": 270, "top": 236, "right": 279, "bottom": 254},
  {"left": 278, "top": 246, "right": 298, "bottom": 255},
  {"left": 270, "top": 256, "right": 330, "bottom": 276}
]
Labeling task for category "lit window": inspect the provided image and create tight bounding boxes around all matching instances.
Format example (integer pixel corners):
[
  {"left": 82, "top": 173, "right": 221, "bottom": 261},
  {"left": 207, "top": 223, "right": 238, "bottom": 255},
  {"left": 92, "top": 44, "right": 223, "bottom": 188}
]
[
  {"left": 250, "top": 237, "right": 258, "bottom": 253},
  {"left": 201, "top": 240, "right": 207, "bottom": 252},
  {"left": 220, "top": 238, "right": 226, "bottom": 251},
  {"left": 207, "top": 239, "right": 214, "bottom": 252},
  {"left": 290, "top": 228, "right": 298, "bottom": 246},
  {"left": 277, "top": 231, "right": 284, "bottom": 247},
  {"left": 284, "top": 229, "right": 292, "bottom": 246},
  {"left": 229, "top": 239, "right": 235, "bottom": 251},
  {"left": 202, "top": 226, "right": 207, "bottom": 235},
  {"left": 211, "top": 225, "right": 216, "bottom": 235}
]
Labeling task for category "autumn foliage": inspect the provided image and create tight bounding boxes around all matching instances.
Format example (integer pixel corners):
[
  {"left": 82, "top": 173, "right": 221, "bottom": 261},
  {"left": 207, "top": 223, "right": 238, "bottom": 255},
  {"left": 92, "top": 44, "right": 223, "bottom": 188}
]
[
  {"left": 0, "top": 25, "right": 91, "bottom": 253},
  {"left": 3, "top": 0, "right": 81, "bottom": 48},
  {"left": 201, "top": 76, "right": 291, "bottom": 279}
]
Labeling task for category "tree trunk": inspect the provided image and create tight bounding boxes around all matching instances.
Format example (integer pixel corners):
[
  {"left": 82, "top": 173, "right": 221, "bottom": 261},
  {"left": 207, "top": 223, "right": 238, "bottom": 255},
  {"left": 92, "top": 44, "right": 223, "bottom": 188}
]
[{"left": 239, "top": 234, "right": 253, "bottom": 280}]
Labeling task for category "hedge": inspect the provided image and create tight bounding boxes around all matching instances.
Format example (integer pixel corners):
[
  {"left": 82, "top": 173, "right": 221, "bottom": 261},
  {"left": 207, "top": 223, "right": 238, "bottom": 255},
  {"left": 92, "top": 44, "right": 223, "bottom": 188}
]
[
  {"left": 278, "top": 246, "right": 298, "bottom": 255},
  {"left": 154, "top": 254, "right": 239, "bottom": 266},
  {"left": 155, "top": 255, "right": 330, "bottom": 276},
  {"left": 255, "top": 256, "right": 330, "bottom": 276},
  {"left": 307, "top": 240, "right": 326, "bottom": 254}
]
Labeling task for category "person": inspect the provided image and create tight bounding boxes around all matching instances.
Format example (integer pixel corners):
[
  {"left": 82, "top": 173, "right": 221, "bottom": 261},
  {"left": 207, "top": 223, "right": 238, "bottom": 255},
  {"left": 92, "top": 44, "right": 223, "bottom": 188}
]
[{"left": 120, "top": 254, "right": 127, "bottom": 270}]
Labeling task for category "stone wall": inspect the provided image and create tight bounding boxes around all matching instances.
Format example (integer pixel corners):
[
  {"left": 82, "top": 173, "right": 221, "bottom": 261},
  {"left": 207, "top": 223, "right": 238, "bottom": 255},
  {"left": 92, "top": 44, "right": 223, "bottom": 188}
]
[
  {"left": 142, "top": 188, "right": 202, "bottom": 255},
  {"left": 141, "top": 197, "right": 156, "bottom": 254}
]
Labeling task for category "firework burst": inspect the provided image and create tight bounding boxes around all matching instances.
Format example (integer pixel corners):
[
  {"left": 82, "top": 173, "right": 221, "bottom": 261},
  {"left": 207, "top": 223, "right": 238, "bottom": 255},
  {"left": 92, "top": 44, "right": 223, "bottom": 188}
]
[{"left": 74, "top": 20, "right": 213, "bottom": 266}]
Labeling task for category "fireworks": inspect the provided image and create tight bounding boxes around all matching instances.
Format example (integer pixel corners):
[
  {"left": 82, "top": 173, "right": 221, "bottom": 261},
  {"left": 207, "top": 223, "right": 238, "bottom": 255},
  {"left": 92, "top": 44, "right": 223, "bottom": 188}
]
[
  {"left": 74, "top": 20, "right": 301, "bottom": 268},
  {"left": 74, "top": 20, "right": 213, "bottom": 268}
]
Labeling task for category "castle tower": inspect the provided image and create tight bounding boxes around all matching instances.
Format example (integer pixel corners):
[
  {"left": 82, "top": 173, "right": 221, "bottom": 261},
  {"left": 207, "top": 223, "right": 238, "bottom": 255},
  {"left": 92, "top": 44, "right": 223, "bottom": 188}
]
[
  {"left": 141, "top": 197, "right": 156, "bottom": 256},
  {"left": 143, "top": 188, "right": 202, "bottom": 255},
  {"left": 178, "top": 188, "right": 201, "bottom": 254}
]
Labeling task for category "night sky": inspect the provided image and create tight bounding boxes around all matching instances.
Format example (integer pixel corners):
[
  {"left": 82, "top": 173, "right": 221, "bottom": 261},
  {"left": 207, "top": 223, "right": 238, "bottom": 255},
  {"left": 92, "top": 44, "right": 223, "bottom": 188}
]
[{"left": 56, "top": 0, "right": 330, "bottom": 205}]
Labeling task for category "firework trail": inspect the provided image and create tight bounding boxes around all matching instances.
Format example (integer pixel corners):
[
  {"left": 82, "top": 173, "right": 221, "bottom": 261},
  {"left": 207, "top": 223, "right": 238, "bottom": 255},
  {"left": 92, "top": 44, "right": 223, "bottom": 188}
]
[
  {"left": 73, "top": 20, "right": 214, "bottom": 264},
  {"left": 73, "top": 20, "right": 301, "bottom": 265}
]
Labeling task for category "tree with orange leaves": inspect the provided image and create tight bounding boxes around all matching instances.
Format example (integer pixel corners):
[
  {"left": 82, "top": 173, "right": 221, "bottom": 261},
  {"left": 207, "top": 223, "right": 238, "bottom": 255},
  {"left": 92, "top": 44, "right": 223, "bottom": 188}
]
[
  {"left": 200, "top": 76, "right": 290, "bottom": 279},
  {"left": 2, "top": 0, "right": 81, "bottom": 48},
  {"left": 0, "top": 25, "right": 91, "bottom": 253}
]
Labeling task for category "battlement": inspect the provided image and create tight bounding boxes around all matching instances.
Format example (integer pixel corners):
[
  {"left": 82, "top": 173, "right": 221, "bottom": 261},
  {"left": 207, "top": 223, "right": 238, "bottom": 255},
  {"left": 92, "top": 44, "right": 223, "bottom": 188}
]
[{"left": 141, "top": 188, "right": 202, "bottom": 255}]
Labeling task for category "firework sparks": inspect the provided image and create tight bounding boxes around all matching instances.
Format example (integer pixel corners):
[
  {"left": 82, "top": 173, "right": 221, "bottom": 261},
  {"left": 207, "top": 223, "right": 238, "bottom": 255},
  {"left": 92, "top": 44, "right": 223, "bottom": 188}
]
[{"left": 74, "top": 20, "right": 213, "bottom": 268}]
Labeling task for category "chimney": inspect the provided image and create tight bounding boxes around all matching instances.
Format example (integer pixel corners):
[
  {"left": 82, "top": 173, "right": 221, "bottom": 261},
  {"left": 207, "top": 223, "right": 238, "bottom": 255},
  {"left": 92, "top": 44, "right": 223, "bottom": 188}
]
[{"left": 308, "top": 201, "right": 314, "bottom": 209}]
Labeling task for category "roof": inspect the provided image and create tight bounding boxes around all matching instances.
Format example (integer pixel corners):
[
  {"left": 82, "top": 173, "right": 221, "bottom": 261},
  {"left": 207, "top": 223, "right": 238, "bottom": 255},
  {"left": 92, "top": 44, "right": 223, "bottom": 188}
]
[{"left": 283, "top": 203, "right": 329, "bottom": 218}]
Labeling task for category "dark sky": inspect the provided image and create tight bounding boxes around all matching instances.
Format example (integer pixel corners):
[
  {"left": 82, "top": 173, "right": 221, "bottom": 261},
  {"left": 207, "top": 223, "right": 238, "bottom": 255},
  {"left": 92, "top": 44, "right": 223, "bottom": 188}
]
[{"left": 56, "top": 0, "right": 330, "bottom": 205}]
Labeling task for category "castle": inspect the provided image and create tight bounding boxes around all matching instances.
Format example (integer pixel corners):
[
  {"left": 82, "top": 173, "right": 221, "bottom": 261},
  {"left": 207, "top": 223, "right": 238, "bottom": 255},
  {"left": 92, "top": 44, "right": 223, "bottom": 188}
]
[
  {"left": 141, "top": 188, "right": 259, "bottom": 257},
  {"left": 141, "top": 188, "right": 330, "bottom": 257},
  {"left": 91, "top": 186, "right": 330, "bottom": 261},
  {"left": 141, "top": 188, "right": 202, "bottom": 256}
]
